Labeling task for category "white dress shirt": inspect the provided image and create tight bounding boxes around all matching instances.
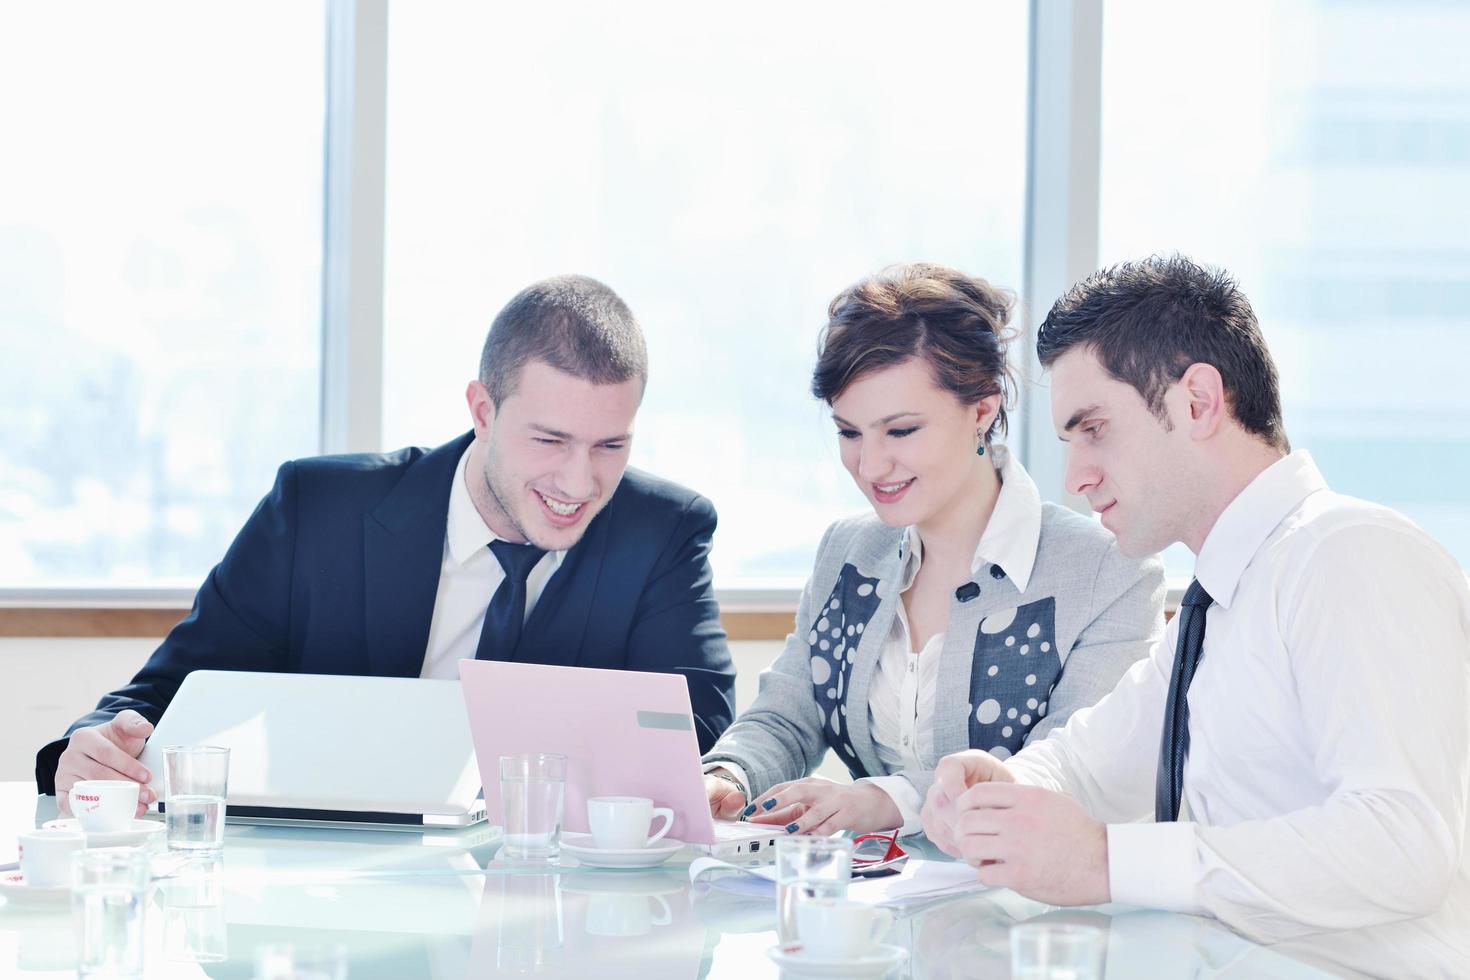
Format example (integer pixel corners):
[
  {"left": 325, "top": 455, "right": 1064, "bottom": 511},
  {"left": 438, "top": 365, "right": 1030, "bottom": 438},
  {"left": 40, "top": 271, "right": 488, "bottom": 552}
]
[
  {"left": 711, "top": 446, "right": 1044, "bottom": 834},
  {"left": 418, "top": 446, "right": 565, "bottom": 680},
  {"left": 1007, "top": 452, "right": 1470, "bottom": 968}
]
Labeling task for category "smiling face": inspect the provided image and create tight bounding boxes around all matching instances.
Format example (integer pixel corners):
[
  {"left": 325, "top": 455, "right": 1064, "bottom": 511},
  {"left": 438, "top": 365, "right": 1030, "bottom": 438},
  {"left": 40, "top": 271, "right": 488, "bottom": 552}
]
[
  {"left": 1048, "top": 346, "right": 1201, "bottom": 558},
  {"left": 466, "top": 359, "right": 641, "bottom": 551},
  {"left": 831, "top": 358, "right": 997, "bottom": 530}
]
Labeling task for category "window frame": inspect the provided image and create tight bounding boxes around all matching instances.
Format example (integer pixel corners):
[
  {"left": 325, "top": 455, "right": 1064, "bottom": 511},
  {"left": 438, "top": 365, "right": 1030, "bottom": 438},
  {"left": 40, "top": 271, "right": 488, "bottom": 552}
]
[{"left": 1, "top": 0, "right": 1112, "bottom": 622}]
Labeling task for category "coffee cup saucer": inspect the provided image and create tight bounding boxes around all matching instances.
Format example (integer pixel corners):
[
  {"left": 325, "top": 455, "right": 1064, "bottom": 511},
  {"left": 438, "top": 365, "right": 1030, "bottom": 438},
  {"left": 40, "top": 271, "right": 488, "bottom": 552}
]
[
  {"left": 559, "top": 833, "right": 684, "bottom": 869},
  {"left": 764, "top": 942, "right": 908, "bottom": 978},
  {"left": 0, "top": 872, "right": 70, "bottom": 908},
  {"left": 43, "top": 818, "right": 165, "bottom": 849}
]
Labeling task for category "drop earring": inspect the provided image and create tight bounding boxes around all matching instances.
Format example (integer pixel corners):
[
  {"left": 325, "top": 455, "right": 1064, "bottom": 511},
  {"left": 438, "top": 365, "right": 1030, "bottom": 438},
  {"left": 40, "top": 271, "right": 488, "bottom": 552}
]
[{"left": 976, "top": 429, "right": 986, "bottom": 457}]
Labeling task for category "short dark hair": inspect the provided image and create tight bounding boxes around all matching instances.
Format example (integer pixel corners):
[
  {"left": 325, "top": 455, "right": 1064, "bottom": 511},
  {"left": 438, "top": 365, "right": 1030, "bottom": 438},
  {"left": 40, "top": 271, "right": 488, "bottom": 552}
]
[
  {"left": 479, "top": 274, "right": 648, "bottom": 404},
  {"left": 1036, "top": 255, "right": 1289, "bottom": 451},
  {"left": 812, "top": 263, "right": 1017, "bottom": 440}
]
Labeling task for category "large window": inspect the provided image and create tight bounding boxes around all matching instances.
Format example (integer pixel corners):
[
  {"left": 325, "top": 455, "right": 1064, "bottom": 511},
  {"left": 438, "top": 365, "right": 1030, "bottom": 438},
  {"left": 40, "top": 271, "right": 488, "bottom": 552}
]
[
  {"left": 8, "top": 2, "right": 1465, "bottom": 597},
  {"left": 0, "top": 5, "right": 326, "bottom": 589},
  {"left": 1099, "top": 0, "right": 1470, "bottom": 577},
  {"left": 382, "top": 1, "right": 1031, "bottom": 589}
]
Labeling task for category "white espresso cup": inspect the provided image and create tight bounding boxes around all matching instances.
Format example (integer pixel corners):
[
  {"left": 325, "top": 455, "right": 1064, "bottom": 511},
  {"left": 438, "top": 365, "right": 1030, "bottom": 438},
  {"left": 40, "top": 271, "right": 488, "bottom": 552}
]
[
  {"left": 586, "top": 796, "right": 674, "bottom": 850},
  {"left": 69, "top": 779, "right": 141, "bottom": 833},
  {"left": 16, "top": 828, "right": 87, "bottom": 889},
  {"left": 795, "top": 898, "right": 894, "bottom": 960}
]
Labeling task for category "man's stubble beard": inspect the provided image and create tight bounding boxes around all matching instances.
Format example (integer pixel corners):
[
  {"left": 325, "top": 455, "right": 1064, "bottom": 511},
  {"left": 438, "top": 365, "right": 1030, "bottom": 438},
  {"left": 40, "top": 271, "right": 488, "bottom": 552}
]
[{"left": 480, "top": 443, "right": 535, "bottom": 547}]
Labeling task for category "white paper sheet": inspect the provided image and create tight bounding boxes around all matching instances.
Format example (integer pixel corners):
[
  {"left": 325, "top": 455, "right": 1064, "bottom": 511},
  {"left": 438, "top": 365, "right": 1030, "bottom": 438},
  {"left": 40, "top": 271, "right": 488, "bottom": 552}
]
[{"left": 689, "top": 855, "right": 989, "bottom": 908}]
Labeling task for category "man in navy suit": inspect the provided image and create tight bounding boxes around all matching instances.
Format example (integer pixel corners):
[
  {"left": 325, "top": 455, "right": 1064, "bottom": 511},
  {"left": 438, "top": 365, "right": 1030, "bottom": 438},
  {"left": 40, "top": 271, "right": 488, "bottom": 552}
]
[{"left": 39, "top": 275, "right": 736, "bottom": 810}]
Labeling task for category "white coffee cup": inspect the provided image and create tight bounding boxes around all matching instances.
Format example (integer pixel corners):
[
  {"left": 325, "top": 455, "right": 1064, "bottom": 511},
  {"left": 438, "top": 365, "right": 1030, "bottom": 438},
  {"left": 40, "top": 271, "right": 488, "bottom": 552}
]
[
  {"left": 586, "top": 796, "right": 674, "bottom": 850},
  {"left": 69, "top": 779, "right": 140, "bottom": 833},
  {"left": 17, "top": 828, "right": 86, "bottom": 889},
  {"left": 795, "top": 898, "right": 894, "bottom": 960}
]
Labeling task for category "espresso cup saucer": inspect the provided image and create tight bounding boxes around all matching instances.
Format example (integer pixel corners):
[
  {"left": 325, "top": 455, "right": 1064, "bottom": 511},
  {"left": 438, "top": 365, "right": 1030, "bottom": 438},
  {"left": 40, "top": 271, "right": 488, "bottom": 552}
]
[
  {"left": 765, "top": 942, "right": 908, "bottom": 978},
  {"left": 559, "top": 833, "right": 684, "bottom": 869},
  {"left": 43, "top": 818, "right": 165, "bottom": 849},
  {"left": 0, "top": 872, "right": 70, "bottom": 908}
]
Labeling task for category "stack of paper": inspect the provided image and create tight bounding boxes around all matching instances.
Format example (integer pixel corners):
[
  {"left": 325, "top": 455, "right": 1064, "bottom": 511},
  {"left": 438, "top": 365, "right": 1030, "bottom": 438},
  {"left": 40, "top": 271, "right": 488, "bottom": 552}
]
[{"left": 688, "top": 855, "right": 989, "bottom": 909}]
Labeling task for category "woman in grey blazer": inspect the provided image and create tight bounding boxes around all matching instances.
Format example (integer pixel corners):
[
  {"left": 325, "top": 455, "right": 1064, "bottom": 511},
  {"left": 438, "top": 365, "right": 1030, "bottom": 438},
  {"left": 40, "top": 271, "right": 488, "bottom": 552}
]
[{"left": 703, "top": 263, "right": 1165, "bottom": 837}]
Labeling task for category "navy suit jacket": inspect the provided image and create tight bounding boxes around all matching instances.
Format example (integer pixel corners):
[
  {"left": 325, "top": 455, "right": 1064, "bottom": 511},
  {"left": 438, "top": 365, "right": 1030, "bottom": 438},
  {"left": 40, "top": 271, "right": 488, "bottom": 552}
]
[{"left": 36, "top": 432, "right": 736, "bottom": 793}]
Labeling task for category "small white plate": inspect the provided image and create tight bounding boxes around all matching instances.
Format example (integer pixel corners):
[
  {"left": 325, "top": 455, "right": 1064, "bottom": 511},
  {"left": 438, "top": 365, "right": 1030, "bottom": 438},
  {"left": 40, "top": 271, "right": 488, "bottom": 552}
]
[
  {"left": 558, "top": 833, "right": 684, "bottom": 869},
  {"left": 0, "top": 872, "right": 70, "bottom": 907},
  {"left": 765, "top": 942, "right": 909, "bottom": 978},
  {"left": 43, "top": 818, "right": 165, "bottom": 849}
]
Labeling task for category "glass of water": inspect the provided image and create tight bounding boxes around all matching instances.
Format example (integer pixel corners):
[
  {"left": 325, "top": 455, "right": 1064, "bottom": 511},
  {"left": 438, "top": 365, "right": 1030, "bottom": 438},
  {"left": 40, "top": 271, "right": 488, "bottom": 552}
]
[
  {"left": 253, "top": 943, "right": 348, "bottom": 980},
  {"left": 498, "top": 753, "right": 567, "bottom": 862},
  {"left": 1010, "top": 923, "right": 1107, "bottom": 980},
  {"left": 163, "top": 745, "right": 230, "bottom": 853},
  {"left": 72, "top": 846, "right": 150, "bottom": 978},
  {"left": 160, "top": 855, "right": 227, "bottom": 964},
  {"left": 775, "top": 835, "right": 852, "bottom": 944}
]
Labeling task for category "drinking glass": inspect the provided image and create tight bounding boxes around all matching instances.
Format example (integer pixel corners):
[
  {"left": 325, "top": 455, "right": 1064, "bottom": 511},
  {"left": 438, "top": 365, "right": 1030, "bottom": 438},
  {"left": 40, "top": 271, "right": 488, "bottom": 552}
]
[
  {"left": 492, "top": 873, "right": 564, "bottom": 972},
  {"left": 1010, "top": 923, "right": 1107, "bottom": 980},
  {"left": 163, "top": 745, "right": 230, "bottom": 853},
  {"left": 499, "top": 753, "right": 567, "bottom": 862},
  {"left": 72, "top": 846, "right": 150, "bottom": 978},
  {"left": 160, "top": 855, "right": 226, "bottom": 964},
  {"left": 253, "top": 943, "right": 348, "bottom": 980},
  {"left": 774, "top": 835, "right": 852, "bottom": 944}
]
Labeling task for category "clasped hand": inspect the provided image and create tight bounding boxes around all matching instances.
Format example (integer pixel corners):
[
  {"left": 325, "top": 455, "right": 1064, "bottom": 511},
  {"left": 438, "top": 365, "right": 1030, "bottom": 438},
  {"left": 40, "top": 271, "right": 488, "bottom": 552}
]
[{"left": 920, "top": 749, "right": 1111, "bottom": 907}]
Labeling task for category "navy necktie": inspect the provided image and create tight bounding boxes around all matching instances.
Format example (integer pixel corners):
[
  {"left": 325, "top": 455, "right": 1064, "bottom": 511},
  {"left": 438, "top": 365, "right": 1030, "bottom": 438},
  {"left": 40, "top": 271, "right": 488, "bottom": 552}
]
[
  {"left": 475, "top": 540, "right": 547, "bottom": 661},
  {"left": 1156, "top": 579, "right": 1214, "bottom": 822}
]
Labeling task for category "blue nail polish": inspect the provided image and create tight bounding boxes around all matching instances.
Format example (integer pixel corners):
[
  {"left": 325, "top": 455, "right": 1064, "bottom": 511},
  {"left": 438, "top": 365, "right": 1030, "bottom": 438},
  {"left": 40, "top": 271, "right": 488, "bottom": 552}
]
[
  {"left": 741, "top": 803, "right": 756, "bottom": 817},
  {"left": 785, "top": 823, "right": 799, "bottom": 834},
  {"left": 762, "top": 799, "right": 777, "bottom": 810}
]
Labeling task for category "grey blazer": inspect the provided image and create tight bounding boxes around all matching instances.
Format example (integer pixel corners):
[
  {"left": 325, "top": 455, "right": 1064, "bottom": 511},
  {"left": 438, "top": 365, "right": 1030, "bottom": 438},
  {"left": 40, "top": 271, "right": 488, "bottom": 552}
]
[{"left": 705, "top": 480, "right": 1165, "bottom": 803}]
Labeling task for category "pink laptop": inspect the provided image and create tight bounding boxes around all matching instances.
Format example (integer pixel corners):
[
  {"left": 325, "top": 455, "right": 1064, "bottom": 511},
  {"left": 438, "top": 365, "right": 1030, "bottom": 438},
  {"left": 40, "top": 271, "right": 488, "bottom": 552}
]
[{"left": 458, "top": 660, "right": 777, "bottom": 857}]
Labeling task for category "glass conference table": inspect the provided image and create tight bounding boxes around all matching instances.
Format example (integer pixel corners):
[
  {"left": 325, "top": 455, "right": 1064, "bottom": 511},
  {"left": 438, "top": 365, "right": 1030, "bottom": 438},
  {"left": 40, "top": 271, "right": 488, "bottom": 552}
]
[{"left": 0, "top": 783, "right": 1342, "bottom": 979}]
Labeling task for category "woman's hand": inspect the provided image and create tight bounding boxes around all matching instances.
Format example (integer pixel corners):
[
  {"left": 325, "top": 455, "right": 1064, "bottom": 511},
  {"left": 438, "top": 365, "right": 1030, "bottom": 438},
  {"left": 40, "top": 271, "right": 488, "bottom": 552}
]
[
  {"left": 705, "top": 772, "right": 748, "bottom": 819},
  {"left": 744, "top": 777, "right": 902, "bottom": 836}
]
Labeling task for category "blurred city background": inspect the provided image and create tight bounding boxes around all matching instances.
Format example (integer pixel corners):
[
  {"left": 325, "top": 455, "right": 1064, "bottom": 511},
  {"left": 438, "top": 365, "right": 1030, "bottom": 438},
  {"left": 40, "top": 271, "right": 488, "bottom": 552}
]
[{"left": 1, "top": 0, "right": 1466, "bottom": 592}]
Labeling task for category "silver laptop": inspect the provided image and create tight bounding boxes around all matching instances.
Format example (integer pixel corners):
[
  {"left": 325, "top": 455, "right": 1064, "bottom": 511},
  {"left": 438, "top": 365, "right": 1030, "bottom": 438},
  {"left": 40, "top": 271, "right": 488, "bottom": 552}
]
[{"left": 139, "top": 670, "right": 484, "bottom": 830}]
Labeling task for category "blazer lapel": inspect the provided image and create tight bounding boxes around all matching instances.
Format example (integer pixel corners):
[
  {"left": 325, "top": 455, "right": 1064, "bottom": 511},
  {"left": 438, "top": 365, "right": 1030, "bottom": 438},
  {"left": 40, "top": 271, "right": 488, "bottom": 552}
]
[
  {"left": 517, "top": 506, "right": 609, "bottom": 667},
  {"left": 843, "top": 554, "right": 904, "bottom": 773},
  {"left": 363, "top": 433, "right": 472, "bottom": 678}
]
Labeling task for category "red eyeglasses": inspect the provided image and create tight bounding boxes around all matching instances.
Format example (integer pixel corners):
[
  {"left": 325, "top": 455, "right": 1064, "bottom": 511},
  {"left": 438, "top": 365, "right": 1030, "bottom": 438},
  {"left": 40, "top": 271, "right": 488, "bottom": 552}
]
[{"left": 850, "top": 830, "right": 908, "bottom": 878}]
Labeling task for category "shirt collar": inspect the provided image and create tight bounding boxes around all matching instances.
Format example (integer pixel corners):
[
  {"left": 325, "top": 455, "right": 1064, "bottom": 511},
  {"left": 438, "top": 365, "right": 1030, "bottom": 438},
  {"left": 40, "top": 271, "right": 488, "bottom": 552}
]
[
  {"left": 447, "top": 444, "right": 499, "bottom": 565},
  {"left": 900, "top": 444, "right": 1042, "bottom": 593},
  {"left": 1194, "top": 450, "right": 1329, "bottom": 610}
]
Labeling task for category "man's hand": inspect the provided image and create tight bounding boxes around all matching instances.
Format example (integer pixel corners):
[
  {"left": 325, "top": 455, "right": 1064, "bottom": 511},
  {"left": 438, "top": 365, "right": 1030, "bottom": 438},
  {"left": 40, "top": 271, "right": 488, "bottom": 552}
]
[
  {"left": 745, "top": 777, "right": 902, "bottom": 836},
  {"left": 704, "top": 772, "right": 748, "bottom": 819},
  {"left": 950, "top": 782, "right": 1111, "bottom": 907},
  {"left": 54, "top": 710, "right": 155, "bottom": 816},
  {"left": 921, "top": 749, "right": 1016, "bottom": 856}
]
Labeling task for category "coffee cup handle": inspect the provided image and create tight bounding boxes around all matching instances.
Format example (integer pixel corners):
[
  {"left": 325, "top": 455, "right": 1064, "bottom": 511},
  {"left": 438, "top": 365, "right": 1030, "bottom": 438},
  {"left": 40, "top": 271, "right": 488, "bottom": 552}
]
[
  {"left": 868, "top": 908, "right": 895, "bottom": 943},
  {"left": 649, "top": 894, "right": 672, "bottom": 926},
  {"left": 645, "top": 807, "right": 675, "bottom": 846}
]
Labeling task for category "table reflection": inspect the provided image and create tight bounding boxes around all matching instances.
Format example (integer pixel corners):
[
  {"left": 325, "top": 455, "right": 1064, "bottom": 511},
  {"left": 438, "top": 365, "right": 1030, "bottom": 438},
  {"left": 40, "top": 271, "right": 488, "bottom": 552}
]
[{"left": 1, "top": 786, "right": 1457, "bottom": 978}]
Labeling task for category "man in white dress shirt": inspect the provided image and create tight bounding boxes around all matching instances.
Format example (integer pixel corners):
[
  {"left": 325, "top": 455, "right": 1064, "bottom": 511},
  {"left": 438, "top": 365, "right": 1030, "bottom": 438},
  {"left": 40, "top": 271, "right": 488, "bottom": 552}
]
[{"left": 920, "top": 255, "right": 1470, "bottom": 971}]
